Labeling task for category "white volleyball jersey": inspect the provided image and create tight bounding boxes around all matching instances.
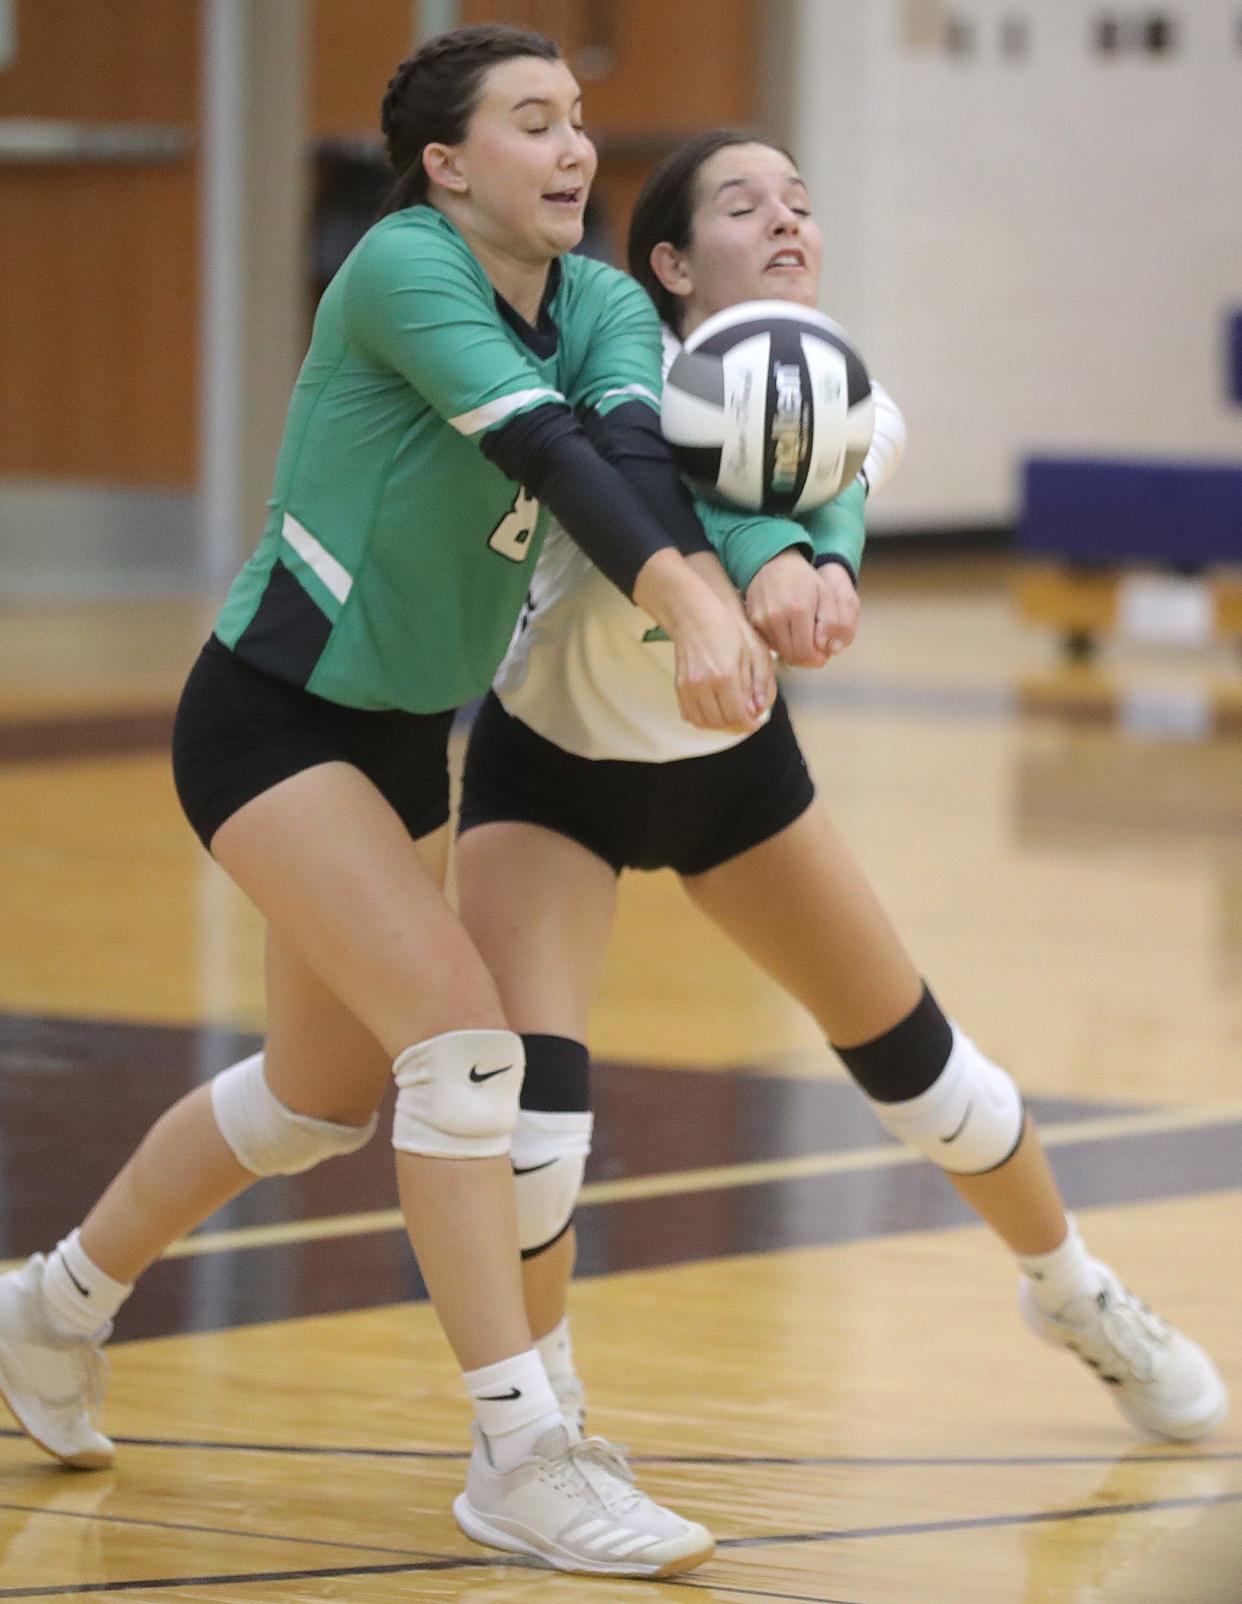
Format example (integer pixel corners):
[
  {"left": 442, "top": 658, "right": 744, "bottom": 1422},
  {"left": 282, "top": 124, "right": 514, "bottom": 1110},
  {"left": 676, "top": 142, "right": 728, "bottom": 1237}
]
[{"left": 491, "top": 330, "right": 905, "bottom": 763}]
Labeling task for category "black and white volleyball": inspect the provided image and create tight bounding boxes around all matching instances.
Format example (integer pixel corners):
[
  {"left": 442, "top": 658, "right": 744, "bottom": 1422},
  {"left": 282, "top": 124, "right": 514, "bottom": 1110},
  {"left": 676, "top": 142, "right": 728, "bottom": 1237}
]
[{"left": 661, "top": 301, "right": 874, "bottom": 516}]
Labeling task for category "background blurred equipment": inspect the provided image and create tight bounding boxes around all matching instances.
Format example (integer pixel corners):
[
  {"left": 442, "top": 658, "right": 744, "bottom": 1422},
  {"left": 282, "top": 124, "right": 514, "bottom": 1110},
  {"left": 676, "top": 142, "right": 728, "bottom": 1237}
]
[{"left": 1015, "top": 457, "right": 1242, "bottom": 663}]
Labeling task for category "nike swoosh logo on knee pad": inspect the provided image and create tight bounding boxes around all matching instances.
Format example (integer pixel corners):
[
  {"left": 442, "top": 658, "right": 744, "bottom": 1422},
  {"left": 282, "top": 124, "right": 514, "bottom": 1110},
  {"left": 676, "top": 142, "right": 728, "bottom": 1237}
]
[
  {"left": 512, "top": 1158, "right": 557, "bottom": 1175},
  {"left": 469, "top": 1063, "right": 515, "bottom": 1083},
  {"left": 940, "top": 1100, "right": 974, "bottom": 1143}
]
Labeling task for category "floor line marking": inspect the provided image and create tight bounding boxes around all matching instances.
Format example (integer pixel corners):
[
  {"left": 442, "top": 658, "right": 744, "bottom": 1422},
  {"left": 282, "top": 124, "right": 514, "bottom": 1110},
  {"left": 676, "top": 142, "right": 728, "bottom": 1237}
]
[
  {"left": 4, "top": 1426, "right": 1237, "bottom": 1470},
  {"left": 681, "top": 1583, "right": 862, "bottom": 1604},
  {"left": 0, "top": 1498, "right": 441, "bottom": 1561},
  {"left": 718, "top": 1487, "right": 1242, "bottom": 1549},
  {"left": 0, "top": 1556, "right": 505, "bottom": 1600},
  {"left": 3, "top": 1099, "right": 1240, "bottom": 1276}
]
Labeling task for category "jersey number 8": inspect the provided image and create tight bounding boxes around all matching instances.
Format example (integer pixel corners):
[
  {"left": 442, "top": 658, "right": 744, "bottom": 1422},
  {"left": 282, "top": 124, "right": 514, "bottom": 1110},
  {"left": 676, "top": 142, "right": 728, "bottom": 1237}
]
[{"left": 488, "top": 486, "right": 540, "bottom": 562}]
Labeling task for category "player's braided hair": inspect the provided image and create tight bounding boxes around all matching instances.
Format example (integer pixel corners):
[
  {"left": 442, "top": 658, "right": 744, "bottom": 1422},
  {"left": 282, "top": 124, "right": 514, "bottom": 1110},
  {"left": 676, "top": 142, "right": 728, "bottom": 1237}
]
[
  {"left": 379, "top": 24, "right": 561, "bottom": 214},
  {"left": 627, "top": 129, "right": 793, "bottom": 333}
]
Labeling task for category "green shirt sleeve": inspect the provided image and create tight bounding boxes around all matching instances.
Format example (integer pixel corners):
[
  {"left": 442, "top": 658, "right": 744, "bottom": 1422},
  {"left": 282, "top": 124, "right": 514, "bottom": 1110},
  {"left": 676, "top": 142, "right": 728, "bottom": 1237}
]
[
  {"left": 692, "top": 473, "right": 868, "bottom": 593},
  {"left": 342, "top": 215, "right": 563, "bottom": 438},
  {"left": 803, "top": 476, "right": 867, "bottom": 580},
  {"left": 693, "top": 498, "right": 815, "bottom": 594},
  {"left": 564, "top": 264, "right": 663, "bottom": 420}
]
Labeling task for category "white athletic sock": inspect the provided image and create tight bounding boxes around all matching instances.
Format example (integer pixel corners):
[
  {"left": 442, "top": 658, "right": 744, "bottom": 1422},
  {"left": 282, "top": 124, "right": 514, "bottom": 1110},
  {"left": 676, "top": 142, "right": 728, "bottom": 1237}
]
[
  {"left": 1017, "top": 1216, "right": 1103, "bottom": 1317},
  {"left": 464, "top": 1349, "right": 564, "bottom": 1471},
  {"left": 535, "top": 1316, "right": 579, "bottom": 1399},
  {"left": 40, "top": 1229, "right": 131, "bottom": 1339}
]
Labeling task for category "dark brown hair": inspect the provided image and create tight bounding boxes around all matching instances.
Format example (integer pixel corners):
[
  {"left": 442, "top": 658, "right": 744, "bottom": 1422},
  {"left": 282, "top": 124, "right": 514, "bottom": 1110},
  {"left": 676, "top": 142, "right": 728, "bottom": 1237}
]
[
  {"left": 627, "top": 129, "right": 794, "bottom": 332},
  {"left": 380, "top": 24, "right": 561, "bottom": 214}
]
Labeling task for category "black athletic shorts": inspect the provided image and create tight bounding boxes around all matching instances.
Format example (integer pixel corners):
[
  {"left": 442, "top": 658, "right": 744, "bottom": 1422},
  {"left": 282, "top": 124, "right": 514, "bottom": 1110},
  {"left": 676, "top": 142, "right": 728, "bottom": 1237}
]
[
  {"left": 458, "top": 690, "right": 816, "bottom": 877},
  {"left": 172, "top": 635, "right": 455, "bottom": 852}
]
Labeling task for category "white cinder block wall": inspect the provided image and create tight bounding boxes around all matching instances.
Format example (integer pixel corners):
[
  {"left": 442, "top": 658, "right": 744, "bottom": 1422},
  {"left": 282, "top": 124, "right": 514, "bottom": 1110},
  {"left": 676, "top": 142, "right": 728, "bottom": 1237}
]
[{"left": 779, "top": 0, "right": 1242, "bottom": 530}]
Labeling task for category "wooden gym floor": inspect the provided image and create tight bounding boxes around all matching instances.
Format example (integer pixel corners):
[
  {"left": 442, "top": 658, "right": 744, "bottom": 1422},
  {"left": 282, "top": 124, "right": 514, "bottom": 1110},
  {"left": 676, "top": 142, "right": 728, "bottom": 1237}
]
[{"left": 1, "top": 556, "right": 1239, "bottom": 1602}]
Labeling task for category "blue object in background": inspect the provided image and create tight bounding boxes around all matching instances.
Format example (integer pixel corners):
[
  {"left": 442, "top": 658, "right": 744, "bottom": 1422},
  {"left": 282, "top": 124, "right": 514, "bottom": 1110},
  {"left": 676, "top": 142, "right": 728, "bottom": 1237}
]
[{"left": 1020, "top": 458, "right": 1242, "bottom": 566}]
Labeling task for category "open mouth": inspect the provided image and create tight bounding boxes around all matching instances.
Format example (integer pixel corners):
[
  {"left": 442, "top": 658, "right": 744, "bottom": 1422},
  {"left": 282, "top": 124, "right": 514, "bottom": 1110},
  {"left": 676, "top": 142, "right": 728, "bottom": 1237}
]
[
  {"left": 543, "top": 187, "right": 583, "bottom": 206},
  {"left": 765, "top": 250, "right": 806, "bottom": 271}
]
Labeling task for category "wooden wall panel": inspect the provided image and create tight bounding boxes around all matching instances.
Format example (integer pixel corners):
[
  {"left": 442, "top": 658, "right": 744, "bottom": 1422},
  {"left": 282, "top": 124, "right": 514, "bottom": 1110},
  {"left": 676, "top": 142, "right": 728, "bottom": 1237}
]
[
  {"left": 0, "top": 0, "right": 197, "bottom": 120},
  {"left": 0, "top": 0, "right": 759, "bottom": 487},
  {"left": 0, "top": 0, "right": 198, "bottom": 486},
  {"left": 311, "top": 0, "right": 414, "bottom": 139},
  {"left": 460, "top": 0, "right": 759, "bottom": 128}
]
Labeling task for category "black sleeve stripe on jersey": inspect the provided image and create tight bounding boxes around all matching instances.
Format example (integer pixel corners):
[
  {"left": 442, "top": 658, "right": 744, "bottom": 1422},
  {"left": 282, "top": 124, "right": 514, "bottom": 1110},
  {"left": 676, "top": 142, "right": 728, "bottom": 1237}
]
[
  {"left": 481, "top": 402, "right": 673, "bottom": 598},
  {"left": 578, "top": 400, "right": 712, "bottom": 560}
]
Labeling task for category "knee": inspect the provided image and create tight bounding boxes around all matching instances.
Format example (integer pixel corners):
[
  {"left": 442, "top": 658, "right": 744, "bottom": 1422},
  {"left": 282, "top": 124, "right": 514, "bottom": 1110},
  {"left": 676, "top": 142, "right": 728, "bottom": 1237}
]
[
  {"left": 512, "top": 1035, "right": 592, "bottom": 1257},
  {"left": 391, "top": 1029, "right": 524, "bottom": 1158},
  {"left": 211, "top": 1053, "right": 379, "bottom": 1176},
  {"left": 834, "top": 987, "right": 1024, "bottom": 1175}
]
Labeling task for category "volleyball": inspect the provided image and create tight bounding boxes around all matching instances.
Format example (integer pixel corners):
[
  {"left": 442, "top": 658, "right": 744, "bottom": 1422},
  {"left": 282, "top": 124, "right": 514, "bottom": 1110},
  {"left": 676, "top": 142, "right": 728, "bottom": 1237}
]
[{"left": 662, "top": 301, "right": 874, "bottom": 516}]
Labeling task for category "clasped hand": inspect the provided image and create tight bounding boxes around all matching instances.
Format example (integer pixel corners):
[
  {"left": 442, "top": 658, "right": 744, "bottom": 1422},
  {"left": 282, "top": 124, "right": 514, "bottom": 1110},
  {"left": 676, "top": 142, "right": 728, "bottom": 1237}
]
[{"left": 744, "top": 548, "right": 859, "bottom": 668}]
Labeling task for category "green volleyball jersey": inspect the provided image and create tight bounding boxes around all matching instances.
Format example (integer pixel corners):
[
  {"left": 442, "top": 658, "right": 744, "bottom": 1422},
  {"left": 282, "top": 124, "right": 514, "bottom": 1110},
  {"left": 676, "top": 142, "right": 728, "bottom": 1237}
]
[{"left": 214, "top": 207, "right": 662, "bottom": 712}]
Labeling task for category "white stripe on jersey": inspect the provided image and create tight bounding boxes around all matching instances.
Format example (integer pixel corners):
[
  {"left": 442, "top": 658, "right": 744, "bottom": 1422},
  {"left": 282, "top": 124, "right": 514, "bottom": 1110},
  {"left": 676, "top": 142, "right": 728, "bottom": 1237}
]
[
  {"left": 449, "top": 386, "right": 564, "bottom": 436},
  {"left": 597, "top": 383, "right": 660, "bottom": 408},
  {"left": 281, "top": 513, "right": 353, "bottom": 604}
]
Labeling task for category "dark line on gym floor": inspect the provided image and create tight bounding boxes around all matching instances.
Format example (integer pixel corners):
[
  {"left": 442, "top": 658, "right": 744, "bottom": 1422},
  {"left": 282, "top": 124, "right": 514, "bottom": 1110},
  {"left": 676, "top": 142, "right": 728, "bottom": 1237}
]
[
  {"left": 4, "top": 1427, "right": 1235, "bottom": 1471},
  {"left": 0, "top": 1556, "right": 504, "bottom": 1599},
  {"left": 0, "top": 1498, "right": 440, "bottom": 1560},
  {"left": 681, "top": 1583, "right": 862, "bottom": 1604},
  {"left": 718, "top": 1488, "right": 1242, "bottom": 1549}
]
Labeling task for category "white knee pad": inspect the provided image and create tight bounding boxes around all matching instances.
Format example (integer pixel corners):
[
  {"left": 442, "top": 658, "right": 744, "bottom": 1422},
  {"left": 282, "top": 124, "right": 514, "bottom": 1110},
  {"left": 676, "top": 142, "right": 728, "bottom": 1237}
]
[
  {"left": 867, "top": 1026, "right": 1024, "bottom": 1175},
  {"left": 392, "top": 1029, "right": 524, "bottom": 1159},
  {"left": 210, "top": 1053, "right": 379, "bottom": 1177},
  {"left": 511, "top": 1108, "right": 594, "bottom": 1256}
]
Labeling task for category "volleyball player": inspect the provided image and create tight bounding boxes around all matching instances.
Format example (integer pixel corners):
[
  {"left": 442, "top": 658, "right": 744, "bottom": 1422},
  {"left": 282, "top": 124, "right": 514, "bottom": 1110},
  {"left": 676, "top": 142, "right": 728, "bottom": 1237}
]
[
  {"left": 455, "top": 131, "right": 1229, "bottom": 1446},
  {"left": 0, "top": 35, "right": 782, "bottom": 1580}
]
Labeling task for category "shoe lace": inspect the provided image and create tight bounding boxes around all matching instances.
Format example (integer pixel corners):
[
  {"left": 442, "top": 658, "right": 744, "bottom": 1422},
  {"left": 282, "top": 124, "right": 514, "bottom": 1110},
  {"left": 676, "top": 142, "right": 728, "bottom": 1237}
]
[
  {"left": 78, "top": 1341, "right": 110, "bottom": 1416},
  {"left": 558, "top": 1435, "right": 642, "bottom": 1515},
  {"left": 1090, "top": 1286, "right": 1171, "bottom": 1384}
]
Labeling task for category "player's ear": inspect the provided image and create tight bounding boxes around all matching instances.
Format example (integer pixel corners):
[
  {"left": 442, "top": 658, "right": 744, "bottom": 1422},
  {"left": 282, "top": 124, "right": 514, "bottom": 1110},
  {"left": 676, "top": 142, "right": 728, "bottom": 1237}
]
[
  {"left": 650, "top": 242, "right": 692, "bottom": 300},
  {"left": 423, "top": 142, "right": 469, "bottom": 196}
]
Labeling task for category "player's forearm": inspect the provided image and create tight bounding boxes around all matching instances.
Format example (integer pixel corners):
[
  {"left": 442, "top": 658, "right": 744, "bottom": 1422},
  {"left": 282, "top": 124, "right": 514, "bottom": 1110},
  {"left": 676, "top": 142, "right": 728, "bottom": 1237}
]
[
  {"left": 482, "top": 404, "right": 674, "bottom": 596},
  {"left": 631, "top": 548, "right": 729, "bottom": 638}
]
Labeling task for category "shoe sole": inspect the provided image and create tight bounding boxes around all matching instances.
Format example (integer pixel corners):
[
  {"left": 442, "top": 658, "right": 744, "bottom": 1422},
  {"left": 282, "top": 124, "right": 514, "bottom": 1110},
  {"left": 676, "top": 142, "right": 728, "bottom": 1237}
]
[
  {"left": 1115, "top": 1388, "right": 1230, "bottom": 1443},
  {"left": 0, "top": 1353, "right": 114, "bottom": 1471},
  {"left": 453, "top": 1494, "right": 715, "bottom": 1578}
]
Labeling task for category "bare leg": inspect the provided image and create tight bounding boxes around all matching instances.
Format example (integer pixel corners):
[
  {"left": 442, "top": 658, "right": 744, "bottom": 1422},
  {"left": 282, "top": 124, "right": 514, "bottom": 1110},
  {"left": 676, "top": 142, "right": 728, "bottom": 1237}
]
[
  {"left": 683, "top": 804, "right": 1069, "bottom": 1255},
  {"left": 80, "top": 929, "right": 400, "bottom": 1286},
  {"left": 78, "top": 824, "right": 438, "bottom": 1288},
  {"left": 457, "top": 822, "right": 617, "bottom": 1338},
  {"left": 456, "top": 822, "right": 617, "bottom": 1041},
  {"left": 204, "top": 765, "right": 542, "bottom": 1370},
  {"left": 521, "top": 1232, "right": 578, "bottom": 1340},
  {"left": 79, "top": 1090, "right": 254, "bottom": 1285}
]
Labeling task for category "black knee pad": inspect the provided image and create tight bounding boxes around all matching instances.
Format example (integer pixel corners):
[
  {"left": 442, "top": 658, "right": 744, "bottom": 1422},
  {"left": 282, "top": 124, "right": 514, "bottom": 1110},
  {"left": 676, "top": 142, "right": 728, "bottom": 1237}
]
[
  {"left": 514, "top": 1035, "right": 592, "bottom": 1258},
  {"left": 831, "top": 983, "right": 953, "bottom": 1103}
]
